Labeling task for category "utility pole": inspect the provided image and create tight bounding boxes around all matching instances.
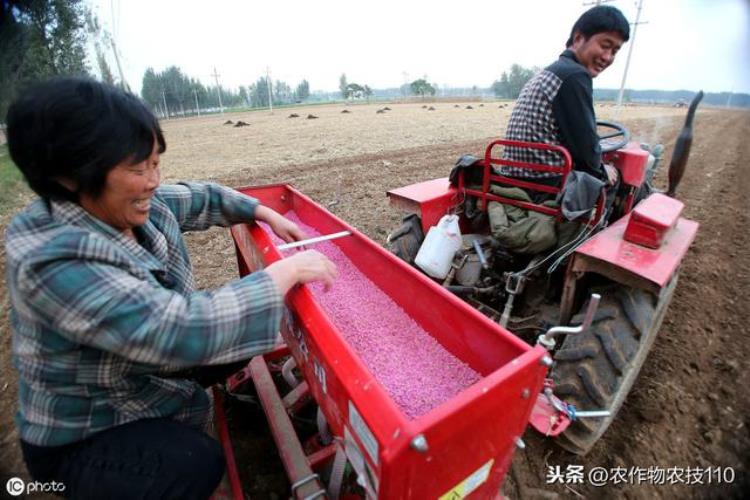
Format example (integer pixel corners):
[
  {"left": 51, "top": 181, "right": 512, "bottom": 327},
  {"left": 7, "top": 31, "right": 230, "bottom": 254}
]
[
  {"left": 266, "top": 67, "right": 273, "bottom": 113},
  {"left": 193, "top": 89, "right": 201, "bottom": 116},
  {"left": 109, "top": 36, "right": 130, "bottom": 91},
  {"left": 617, "top": 0, "right": 645, "bottom": 106},
  {"left": 108, "top": 0, "right": 129, "bottom": 91},
  {"left": 161, "top": 90, "right": 168, "bottom": 119},
  {"left": 212, "top": 67, "right": 224, "bottom": 114}
]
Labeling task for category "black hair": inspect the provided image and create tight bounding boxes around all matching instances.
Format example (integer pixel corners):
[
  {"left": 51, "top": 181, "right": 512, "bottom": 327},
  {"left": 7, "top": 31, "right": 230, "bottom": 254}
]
[
  {"left": 565, "top": 5, "right": 630, "bottom": 47},
  {"left": 6, "top": 77, "right": 166, "bottom": 202}
]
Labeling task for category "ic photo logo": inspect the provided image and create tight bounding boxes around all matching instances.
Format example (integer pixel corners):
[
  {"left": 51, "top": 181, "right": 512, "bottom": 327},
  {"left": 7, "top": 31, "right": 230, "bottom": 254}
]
[
  {"left": 6, "top": 477, "right": 24, "bottom": 496},
  {"left": 5, "top": 477, "right": 66, "bottom": 496}
]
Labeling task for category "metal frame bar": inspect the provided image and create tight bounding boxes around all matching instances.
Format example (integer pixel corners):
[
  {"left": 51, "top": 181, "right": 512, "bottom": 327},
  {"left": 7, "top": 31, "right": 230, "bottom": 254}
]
[
  {"left": 473, "top": 139, "right": 573, "bottom": 214},
  {"left": 215, "top": 350, "right": 338, "bottom": 499},
  {"left": 248, "top": 356, "right": 327, "bottom": 499},
  {"left": 212, "top": 387, "right": 244, "bottom": 500}
]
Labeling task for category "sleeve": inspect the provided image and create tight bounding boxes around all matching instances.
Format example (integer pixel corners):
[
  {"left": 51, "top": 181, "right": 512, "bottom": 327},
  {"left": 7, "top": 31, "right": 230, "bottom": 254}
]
[
  {"left": 17, "top": 254, "right": 284, "bottom": 367},
  {"left": 155, "top": 182, "right": 260, "bottom": 232},
  {"left": 552, "top": 72, "right": 605, "bottom": 180}
]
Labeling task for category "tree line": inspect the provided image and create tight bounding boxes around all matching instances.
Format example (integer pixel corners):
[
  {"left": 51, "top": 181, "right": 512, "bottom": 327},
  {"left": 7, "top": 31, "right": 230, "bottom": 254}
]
[
  {"left": 140, "top": 67, "right": 311, "bottom": 116},
  {"left": 491, "top": 64, "right": 539, "bottom": 99}
]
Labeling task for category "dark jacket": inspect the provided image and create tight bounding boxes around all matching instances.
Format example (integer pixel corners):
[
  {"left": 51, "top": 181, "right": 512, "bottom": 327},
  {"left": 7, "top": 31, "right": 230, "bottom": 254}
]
[{"left": 502, "top": 50, "right": 605, "bottom": 181}]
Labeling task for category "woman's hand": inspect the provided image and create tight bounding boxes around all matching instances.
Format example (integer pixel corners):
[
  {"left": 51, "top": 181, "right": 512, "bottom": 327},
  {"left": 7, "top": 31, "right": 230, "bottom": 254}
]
[
  {"left": 265, "top": 250, "right": 338, "bottom": 295},
  {"left": 254, "top": 205, "right": 305, "bottom": 243}
]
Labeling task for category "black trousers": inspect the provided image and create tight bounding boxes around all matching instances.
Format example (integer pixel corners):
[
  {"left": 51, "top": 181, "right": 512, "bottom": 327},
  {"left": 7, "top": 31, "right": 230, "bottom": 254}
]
[{"left": 21, "top": 417, "right": 225, "bottom": 500}]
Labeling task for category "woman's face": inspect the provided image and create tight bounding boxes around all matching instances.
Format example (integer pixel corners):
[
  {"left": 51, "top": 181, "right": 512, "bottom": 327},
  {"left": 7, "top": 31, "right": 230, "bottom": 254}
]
[{"left": 80, "top": 141, "right": 161, "bottom": 237}]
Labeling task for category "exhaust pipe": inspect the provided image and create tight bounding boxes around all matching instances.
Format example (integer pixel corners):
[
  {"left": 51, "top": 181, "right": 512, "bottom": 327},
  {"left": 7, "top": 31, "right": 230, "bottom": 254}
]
[{"left": 666, "top": 90, "right": 704, "bottom": 197}]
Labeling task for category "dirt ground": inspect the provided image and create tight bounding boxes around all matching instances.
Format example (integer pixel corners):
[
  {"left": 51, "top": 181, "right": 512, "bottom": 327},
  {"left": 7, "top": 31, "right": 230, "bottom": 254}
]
[{"left": 1, "top": 101, "right": 747, "bottom": 498}]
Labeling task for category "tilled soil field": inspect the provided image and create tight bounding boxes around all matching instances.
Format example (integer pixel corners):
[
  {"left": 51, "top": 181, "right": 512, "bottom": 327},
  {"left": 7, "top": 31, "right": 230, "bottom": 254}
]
[{"left": 1, "top": 102, "right": 747, "bottom": 498}]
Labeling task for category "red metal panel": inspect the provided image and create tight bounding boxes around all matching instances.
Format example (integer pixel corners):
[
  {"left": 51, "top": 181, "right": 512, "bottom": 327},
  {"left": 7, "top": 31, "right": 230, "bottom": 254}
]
[
  {"left": 624, "top": 193, "right": 684, "bottom": 248},
  {"left": 604, "top": 141, "right": 649, "bottom": 187},
  {"left": 386, "top": 178, "right": 458, "bottom": 232},
  {"left": 378, "top": 346, "right": 548, "bottom": 499},
  {"left": 230, "top": 184, "right": 548, "bottom": 498},
  {"left": 576, "top": 214, "right": 699, "bottom": 288}
]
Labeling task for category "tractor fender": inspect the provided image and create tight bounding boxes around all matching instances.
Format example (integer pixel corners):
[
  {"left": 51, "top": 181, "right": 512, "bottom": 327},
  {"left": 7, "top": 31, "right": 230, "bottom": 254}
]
[
  {"left": 571, "top": 210, "right": 698, "bottom": 292},
  {"left": 386, "top": 178, "right": 459, "bottom": 233}
]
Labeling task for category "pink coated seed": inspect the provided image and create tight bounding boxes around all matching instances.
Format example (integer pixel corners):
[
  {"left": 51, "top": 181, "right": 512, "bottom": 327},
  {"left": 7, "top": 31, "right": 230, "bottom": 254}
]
[{"left": 260, "top": 214, "right": 481, "bottom": 419}]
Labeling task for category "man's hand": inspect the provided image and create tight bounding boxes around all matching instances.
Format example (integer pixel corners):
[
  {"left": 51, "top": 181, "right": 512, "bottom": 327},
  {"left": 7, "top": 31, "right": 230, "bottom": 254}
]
[
  {"left": 254, "top": 206, "right": 305, "bottom": 243},
  {"left": 603, "top": 163, "right": 619, "bottom": 186}
]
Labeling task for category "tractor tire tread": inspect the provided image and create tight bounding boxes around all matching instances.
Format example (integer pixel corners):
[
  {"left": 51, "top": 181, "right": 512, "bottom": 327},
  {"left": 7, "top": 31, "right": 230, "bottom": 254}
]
[
  {"left": 594, "top": 327, "right": 628, "bottom": 375},
  {"left": 576, "top": 364, "right": 612, "bottom": 407},
  {"left": 570, "top": 305, "right": 618, "bottom": 325},
  {"left": 550, "top": 278, "right": 677, "bottom": 455},
  {"left": 553, "top": 344, "right": 598, "bottom": 361}
]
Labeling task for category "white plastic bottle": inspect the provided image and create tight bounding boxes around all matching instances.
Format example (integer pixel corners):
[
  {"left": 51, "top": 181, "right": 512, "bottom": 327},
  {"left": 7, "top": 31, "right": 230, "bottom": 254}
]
[{"left": 414, "top": 214, "right": 462, "bottom": 279}]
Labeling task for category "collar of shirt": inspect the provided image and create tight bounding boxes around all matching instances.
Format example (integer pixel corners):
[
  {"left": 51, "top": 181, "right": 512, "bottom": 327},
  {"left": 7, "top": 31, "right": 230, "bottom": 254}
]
[
  {"left": 49, "top": 199, "right": 168, "bottom": 273},
  {"left": 560, "top": 49, "right": 581, "bottom": 65}
]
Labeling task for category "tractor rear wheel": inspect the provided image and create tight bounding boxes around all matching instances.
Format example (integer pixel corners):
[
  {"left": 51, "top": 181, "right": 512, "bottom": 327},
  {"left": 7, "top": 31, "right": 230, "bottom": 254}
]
[{"left": 550, "top": 276, "right": 677, "bottom": 455}]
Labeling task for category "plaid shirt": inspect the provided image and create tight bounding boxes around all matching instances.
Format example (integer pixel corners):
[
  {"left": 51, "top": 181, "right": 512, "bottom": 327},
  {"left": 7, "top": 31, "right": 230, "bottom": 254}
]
[
  {"left": 502, "top": 50, "right": 604, "bottom": 181},
  {"left": 6, "top": 182, "right": 283, "bottom": 446}
]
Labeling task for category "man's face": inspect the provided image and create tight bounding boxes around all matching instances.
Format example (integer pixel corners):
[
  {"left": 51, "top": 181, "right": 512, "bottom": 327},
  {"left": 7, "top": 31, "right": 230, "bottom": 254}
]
[{"left": 570, "top": 31, "right": 625, "bottom": 77}]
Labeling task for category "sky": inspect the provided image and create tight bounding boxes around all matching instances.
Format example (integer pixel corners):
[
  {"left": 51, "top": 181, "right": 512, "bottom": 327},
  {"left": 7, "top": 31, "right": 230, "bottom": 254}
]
[{"left": 90, "top": 0, "right": 750, "bottom": 96}]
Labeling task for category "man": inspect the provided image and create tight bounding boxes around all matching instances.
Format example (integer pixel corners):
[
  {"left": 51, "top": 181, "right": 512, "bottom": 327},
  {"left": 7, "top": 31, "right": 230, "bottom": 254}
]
[{"left": 501, "top": 5, "right": 630, "bottom": 198}]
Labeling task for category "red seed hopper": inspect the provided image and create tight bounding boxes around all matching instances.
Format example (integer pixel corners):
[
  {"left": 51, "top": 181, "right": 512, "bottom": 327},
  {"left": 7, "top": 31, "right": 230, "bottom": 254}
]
[{"left": 223, "top": 183, "right": 549, "bottom": 499}]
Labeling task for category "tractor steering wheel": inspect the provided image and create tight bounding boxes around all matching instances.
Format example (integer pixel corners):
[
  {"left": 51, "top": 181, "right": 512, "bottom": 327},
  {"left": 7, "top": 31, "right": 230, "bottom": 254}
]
[{"left": 597, "top": 120, "right": 630, "bottom": 153}]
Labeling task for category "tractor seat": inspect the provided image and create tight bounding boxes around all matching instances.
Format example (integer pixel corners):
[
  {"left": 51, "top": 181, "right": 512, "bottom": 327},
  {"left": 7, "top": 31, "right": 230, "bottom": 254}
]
[{"left": 457, "top": 139, "right": 573, "bottom": 218}]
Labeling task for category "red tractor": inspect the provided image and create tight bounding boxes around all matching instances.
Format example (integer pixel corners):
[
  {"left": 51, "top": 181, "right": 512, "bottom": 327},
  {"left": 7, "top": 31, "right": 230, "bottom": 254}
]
[
  {"left": 218, "top": 93, "right": 703, "bottom": 499},
  {"left": 385, "top": 91, "right": 704, "bottom": 454}
]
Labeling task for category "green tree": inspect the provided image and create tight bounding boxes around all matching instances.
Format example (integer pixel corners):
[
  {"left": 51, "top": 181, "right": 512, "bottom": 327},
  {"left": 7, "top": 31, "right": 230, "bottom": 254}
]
[
  {"left": 491, "top": 72, "right": 511, "bottom": 98},
  {"left": 238, "top": 85, "right": 249, "bottom": 106},
  {"left": 1, "top": 0, "right": 91, "bottom": 118},
  {"left": 295, "top": 79, "right": 310, "bottom": 101},
  {"left": 141, "top": 68, "right": 161, "bottom": 109},
  {"left": 345, "top": 83, "right": 365, "bottom": 98},
  {"left": 141, "top": 67, "right": 226, "bottom": 116},
  {"left": 339, "top": 73, "right": 348, "bottom": 99},
  {"left": 409, "top": 79, "right": 436, "bottom": 98},
  {"left": 250, "top": 76, "right": 271, "bottom": 107},
  {"left": 274, "top": 80, "right": 292, "bottom": 104},
  {"left": 492, "top": 64, "right": 537, "bottom": 99}
]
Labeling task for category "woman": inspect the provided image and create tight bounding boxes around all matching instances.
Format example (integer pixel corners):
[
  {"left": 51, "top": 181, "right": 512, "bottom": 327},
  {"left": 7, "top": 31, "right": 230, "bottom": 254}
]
[{"left": 5, "top": 77, "right": 337, "bottom": 498}]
